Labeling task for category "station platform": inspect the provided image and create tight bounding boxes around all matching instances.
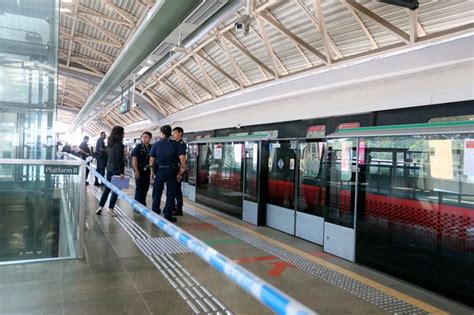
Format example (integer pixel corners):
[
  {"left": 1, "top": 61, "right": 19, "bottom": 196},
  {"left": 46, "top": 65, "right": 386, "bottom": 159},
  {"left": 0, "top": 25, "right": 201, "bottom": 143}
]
[{"left": 0, "top": 185, "right": 471, "bottom": 315}]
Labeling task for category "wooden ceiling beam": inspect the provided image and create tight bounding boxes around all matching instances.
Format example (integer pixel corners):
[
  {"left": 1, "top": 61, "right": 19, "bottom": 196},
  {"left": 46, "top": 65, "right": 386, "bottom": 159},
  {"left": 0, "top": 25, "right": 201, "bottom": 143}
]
[
  {"left": 346, "top": 0, "right": 410, "bottom": 44},
  {"left": 259, "top": 10, "right": 327, "bottom": 64},
  {"left": 174, "top": 70, "right": 202, "bottom": 103},
  {"left": 175, "top": 66, "right": 214, "bottom": 99},
  {"left": 216, "top": 34, "right": 245, "bottom": 88},
  {"left": 223, "top": 32, "right": 276, "bottom": 78},
  {"left": 103, "top": 0, "right": 138, "bottom": 26}
]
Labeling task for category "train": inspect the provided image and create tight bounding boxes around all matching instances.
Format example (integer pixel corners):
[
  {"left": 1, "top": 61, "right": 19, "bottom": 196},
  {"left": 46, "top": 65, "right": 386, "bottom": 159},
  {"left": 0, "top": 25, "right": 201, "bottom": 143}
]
[{"left": 126, "top": 100, "right": 474, "bottom": 306}]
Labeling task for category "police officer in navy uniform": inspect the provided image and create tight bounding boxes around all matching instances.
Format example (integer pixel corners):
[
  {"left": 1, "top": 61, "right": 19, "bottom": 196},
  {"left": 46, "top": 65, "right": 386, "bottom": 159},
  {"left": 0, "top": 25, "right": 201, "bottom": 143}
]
[
  {"left": 149, "top": 125, "right": 186, "bottom": 222},
  {"left": 131, "top": 131, "right": 152, "bottom": 207},
  {"left": 172, "top": 127, "right": 187, "bottom": 216}
]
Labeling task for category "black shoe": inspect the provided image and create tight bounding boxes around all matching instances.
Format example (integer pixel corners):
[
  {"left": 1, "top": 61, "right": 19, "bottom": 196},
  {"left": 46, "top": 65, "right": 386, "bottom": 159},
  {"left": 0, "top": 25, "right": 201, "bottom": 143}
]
[
  {"left": 164, "top": 215, "right": 177, "bottom": 222},
  {"left": 172, "top": 210, "right": 183, "bottom": 216},
  {"left": 94, "top": 182, "right": 101, "bottom": 186},
  {"left": 85, "top": 182, "right": 89, "bottom": 186}
]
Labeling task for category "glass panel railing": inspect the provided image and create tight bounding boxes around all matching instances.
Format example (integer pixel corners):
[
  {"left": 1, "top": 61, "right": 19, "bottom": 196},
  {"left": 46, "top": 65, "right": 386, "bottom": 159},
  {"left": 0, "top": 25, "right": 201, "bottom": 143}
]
[{"left": 0, "top": 158, "right": 85, "bottom": 264}]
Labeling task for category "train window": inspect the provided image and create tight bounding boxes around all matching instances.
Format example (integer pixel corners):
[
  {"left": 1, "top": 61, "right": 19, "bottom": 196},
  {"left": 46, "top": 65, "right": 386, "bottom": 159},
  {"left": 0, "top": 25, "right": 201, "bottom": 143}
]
[
  {"left": 187, "top": 144, "right": 198, "bottom": 185},
  {"left": 324, "top": 138, "right": 357, "bottom": 228},
  {"left": 340, "top": 141, "right": 353, "bottom": 181},
  {"left": 298, "top": 141, "right": 325, "bottom": 216},
  {"left": 267, "top": 140, "right": 296, "bottom": 209},
  {"left": 428, "top": 140, "right": 453, "bottom": 179},
  {"left": 196, "top": 142, "right": 244, "bottom": 217},
  {"left": 244, "top": 142, "right": 259, "bottom": 202},
  {"left": 356, "top": 132, "right": 474, "bottom": 305},
  {"left": 429, "top": 115, "right": 474, "bottom": 123}
]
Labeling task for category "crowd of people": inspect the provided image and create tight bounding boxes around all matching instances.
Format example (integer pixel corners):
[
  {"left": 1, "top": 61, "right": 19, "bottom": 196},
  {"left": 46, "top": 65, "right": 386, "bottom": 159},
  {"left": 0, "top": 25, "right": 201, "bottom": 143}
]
[{"left": 90, "top": 125, "right": 187, "bottom": 222}]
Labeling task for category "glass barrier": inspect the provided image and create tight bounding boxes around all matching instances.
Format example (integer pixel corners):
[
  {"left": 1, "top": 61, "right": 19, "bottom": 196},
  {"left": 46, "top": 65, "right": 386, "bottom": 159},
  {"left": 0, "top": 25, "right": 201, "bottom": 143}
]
[
  {"left": 355, "top": 133, "right": 474, "bottom": 306},
  {"left": 0, "top": 158, "right": 85, "bottom": 264},
  {"left": 267, "top": 140, "right": 297, "bottom": 209},
  {"left": 244, "top": 142, "right": 259, "bottom": 203},
  {"left": 298, "top": 140, "right": 325, "bottom": 216},
  {"left": 323, "top": 138, "right": 357, "bottom": 228},
  {"left": 196, "top": 142, "right": 244, "bottom": 217}
]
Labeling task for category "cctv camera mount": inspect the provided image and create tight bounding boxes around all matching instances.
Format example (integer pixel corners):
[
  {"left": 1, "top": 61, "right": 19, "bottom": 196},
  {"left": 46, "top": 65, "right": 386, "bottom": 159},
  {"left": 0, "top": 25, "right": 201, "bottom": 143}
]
[{"left": 234, "top": 13, "right": 251, "bottom": 35}]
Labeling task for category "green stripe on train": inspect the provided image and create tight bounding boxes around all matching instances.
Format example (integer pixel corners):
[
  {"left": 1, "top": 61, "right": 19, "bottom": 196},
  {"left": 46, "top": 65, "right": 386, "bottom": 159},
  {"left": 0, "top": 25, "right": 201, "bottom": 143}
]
[{"left": 338, "top": 120, "right": 474, "bottom": 133}]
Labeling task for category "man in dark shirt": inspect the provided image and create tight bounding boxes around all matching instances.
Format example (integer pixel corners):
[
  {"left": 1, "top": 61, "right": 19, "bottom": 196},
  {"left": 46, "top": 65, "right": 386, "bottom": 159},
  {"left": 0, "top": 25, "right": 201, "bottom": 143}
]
[
  {"left": 131, "top": 131, "right": 152, "bottom": 207},
  {"left": 172, "top": 127, "right": 187, "bottom": 216},
  {"left": 62, "top": 143, "right": 71, "bottom": 154},
  {"left": 94, "top": 132, "right": 107, "bottom": 186},
  {"left": 149, "top": 125, "right": 186, "bottom": 222},
  {"left": 79, "top": 136, "right": 91, "bottom": 185}
]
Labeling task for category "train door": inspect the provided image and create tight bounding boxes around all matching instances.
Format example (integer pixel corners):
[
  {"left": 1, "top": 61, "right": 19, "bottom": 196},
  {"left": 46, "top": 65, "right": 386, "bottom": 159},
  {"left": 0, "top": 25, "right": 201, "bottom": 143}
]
[
  {"left": 266, "top": 140, "right": 298, "bottom": 235},
  {"left": 242, "top": 141, "right": 268, "bottom": 225},
  {"left": 323, "top": 138, "right": 358, "bottom": 261},
  {"left": 243, "top": 141, "right": 258, "bottom": 224},
  {"left": 296, "top": 140, "right": 325, "bottom": 244},
  {"left": 186, "top": 143, "right": 198, "bottom": 202},
  {"left": 195, "top": 141, "right": 245, "bottom": 217}
]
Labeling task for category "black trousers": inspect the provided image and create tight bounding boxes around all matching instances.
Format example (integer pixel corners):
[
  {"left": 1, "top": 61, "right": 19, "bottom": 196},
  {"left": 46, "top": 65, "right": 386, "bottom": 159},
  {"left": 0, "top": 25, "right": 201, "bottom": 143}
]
[
  {"left": 175, "top": 180, "right": 183, "bottom": 211},
  {"left": 99, "top": 171, "right": 120, "bottom": 209},
  {"left": 152, "top": 168, "right": 177, "bottom": 216},
  {"left": 95, "top": 157, "right": 107, "bottom": 184},
  {"left": 134, "top": 169, "right": 150, "bottom": 206},
  {"left": 85, "top": 161, "right": 90, "bottom": 183}
]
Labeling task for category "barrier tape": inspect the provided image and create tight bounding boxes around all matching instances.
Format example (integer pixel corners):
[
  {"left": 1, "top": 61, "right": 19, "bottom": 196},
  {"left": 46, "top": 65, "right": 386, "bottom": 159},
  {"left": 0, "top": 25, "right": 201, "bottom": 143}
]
[{"left": 88, "top": 164, "right": 316, "bottom": 315}]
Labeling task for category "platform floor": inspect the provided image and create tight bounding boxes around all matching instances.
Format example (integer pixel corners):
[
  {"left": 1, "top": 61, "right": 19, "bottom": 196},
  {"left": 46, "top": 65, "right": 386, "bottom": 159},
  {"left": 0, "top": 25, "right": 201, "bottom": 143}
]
[{"left": 0, "top": 184, "right": 472, "bottom": 315}]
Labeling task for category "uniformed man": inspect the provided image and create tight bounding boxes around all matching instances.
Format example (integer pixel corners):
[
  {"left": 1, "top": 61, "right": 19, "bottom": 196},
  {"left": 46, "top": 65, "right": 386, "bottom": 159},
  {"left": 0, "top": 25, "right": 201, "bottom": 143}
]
[
  {"left": 132, "top": 131, "right": 152, "bottom": 207},
  {"left": 149, "top": 125, "right": 186, "bottom": 222},
  {"left": 172, "top": 127, "right": 187, "bottom": 216}
]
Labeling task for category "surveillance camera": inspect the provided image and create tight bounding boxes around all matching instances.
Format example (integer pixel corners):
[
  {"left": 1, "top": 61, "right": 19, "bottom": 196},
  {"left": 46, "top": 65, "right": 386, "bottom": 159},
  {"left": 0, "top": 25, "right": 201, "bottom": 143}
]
[
  {"left": 131, "top": 103, "right": 139, "bottom": 109},
  {"left": 234, "top": 14, "right": 251, "bottom": 35}
]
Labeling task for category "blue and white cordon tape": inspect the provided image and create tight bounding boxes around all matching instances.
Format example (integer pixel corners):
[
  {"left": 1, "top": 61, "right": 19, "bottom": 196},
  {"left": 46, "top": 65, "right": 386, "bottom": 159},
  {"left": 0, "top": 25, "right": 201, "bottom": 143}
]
[{"left": 87, "top": 163, "right": 317, "bottom": 315}]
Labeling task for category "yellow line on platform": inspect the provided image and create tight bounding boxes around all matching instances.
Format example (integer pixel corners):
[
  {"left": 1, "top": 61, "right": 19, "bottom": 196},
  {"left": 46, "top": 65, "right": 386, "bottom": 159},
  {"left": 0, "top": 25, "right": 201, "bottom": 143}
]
[{"left": 185, "top": 201, "right": 448, "bottom": 315}]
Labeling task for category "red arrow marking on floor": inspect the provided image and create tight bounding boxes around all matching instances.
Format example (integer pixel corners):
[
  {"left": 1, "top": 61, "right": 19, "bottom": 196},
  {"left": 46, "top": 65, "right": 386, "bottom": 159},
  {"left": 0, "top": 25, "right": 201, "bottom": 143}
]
[
  {"left": 265, "top": 261, "right": 296, "bottom": 277},
  {"left": 235, "top": 255, "right": 276, "bottom": 264},
  {"left": 184, "top": 223, "right": 215, "bottom": 230}
]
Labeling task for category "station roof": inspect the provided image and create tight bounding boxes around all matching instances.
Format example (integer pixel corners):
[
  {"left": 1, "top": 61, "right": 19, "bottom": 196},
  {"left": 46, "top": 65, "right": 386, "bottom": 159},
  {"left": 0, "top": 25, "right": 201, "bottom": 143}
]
[{"left": 57, "top": 0, "right": 474, "bottom": 135}]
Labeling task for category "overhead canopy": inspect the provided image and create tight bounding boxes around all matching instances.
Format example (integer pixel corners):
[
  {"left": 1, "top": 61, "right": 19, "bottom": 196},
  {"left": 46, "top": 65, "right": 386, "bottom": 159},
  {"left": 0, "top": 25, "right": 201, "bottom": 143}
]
[{"left": 57, "top": 0, "right": 474, "bottom": 136}]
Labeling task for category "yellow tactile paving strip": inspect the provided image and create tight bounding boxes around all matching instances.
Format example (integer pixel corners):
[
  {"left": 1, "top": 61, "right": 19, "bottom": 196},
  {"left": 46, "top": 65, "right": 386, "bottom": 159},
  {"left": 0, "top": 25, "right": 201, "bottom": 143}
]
[{"left": 184, "top": 200, "right": 448, "bottom": 315}]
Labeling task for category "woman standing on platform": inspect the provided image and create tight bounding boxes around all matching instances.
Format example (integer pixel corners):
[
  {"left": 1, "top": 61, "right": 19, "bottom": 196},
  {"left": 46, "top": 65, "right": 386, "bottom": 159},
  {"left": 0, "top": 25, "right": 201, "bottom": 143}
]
[{"left": 96, "top": 126, "right": 125, "bottom": 217}]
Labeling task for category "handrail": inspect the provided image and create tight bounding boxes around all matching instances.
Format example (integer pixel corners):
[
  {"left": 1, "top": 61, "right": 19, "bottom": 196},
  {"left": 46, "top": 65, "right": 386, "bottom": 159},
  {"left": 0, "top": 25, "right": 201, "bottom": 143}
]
[
  {"left": 0, "top": 158, "right": 84, "bottom": 166},
  {"left": 87, "top": 164, "right": 317, "bottom": 315}
]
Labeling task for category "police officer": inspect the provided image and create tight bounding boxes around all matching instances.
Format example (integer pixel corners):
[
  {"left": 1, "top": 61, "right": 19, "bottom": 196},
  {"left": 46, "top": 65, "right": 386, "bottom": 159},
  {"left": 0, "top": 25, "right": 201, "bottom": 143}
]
[
  {"left": 131, "top": 131, "right": 152, "bottom": 207},
  {"left": 172, "top": 127, "right": 187, "bottom": 216},
  {"left": 149, "top": 125, "right": 186, "bottom": 222}
]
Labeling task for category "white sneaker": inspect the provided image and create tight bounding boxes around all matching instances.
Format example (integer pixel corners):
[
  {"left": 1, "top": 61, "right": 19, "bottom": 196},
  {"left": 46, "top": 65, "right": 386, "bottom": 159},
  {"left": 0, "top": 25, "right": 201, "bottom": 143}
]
[
  {"left": 107, "top": 208, "right": 118, "bottom": 217},
  {"left": 95, "top": 207, "right": 103, "bottom": 215}
]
